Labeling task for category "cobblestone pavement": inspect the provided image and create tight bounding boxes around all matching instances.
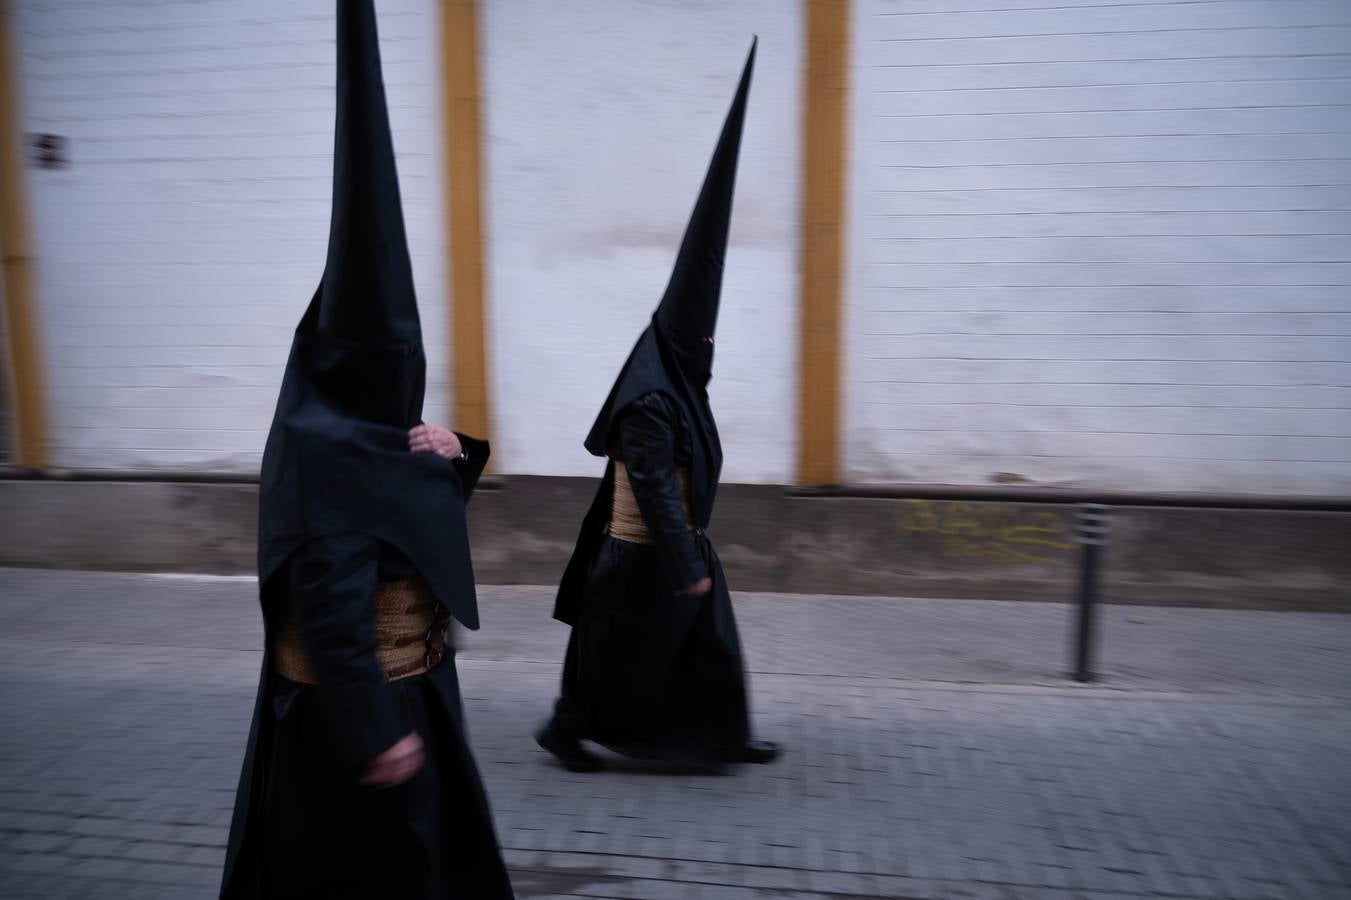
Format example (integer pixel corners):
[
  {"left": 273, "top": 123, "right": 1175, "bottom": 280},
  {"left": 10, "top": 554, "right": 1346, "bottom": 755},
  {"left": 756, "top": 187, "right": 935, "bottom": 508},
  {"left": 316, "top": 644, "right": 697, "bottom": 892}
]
[{"left": 1, "top": 568, "right": 1348, "bottom": 899}]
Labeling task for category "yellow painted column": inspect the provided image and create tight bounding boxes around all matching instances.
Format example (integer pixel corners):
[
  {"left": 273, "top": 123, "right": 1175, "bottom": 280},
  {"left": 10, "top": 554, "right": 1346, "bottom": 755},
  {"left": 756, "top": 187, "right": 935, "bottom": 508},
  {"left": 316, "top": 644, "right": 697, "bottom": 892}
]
[
  {"left": 797, "top": 0, "right": 850, "bottom": 486},
  {"left": 439, "top": 0, "right": 492, "bottom": 451},
  {"left": 0, "top": 0, "right": 49, "bottom": 469}
]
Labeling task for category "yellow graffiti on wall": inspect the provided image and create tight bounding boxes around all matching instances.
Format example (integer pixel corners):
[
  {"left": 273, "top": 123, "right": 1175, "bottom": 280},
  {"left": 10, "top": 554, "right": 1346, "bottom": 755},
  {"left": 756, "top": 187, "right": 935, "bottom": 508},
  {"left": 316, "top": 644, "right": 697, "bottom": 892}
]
[{"left": 896, "top": 501, "right": 1074, "bottom": 565}]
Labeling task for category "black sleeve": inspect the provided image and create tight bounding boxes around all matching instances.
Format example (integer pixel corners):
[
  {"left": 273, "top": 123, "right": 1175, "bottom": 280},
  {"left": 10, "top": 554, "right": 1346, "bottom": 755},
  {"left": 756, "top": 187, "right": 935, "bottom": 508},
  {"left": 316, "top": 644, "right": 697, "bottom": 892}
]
[
  {"left": 287, "top": 534, "right": 404, "bottom": 769},
  {"left": 616, "top": 394, "right": 706, "bottom": 589},
  {"left": 453, "top": 432, "right": 490, "bottom": 501}
]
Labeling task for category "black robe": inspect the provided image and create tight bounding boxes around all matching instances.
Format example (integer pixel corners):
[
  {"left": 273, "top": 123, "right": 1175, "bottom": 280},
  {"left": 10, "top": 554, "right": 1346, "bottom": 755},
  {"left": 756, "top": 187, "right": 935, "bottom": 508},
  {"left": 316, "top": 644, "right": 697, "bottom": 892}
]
[
  {"left": 554, "top": 392, "right": 750, "bottom": 764},
  {"left": 220, "top": 442, "right": 514, "bottom": 900},
  {"left": 549, "top": 40, "right": 754, "bottom": 768}
]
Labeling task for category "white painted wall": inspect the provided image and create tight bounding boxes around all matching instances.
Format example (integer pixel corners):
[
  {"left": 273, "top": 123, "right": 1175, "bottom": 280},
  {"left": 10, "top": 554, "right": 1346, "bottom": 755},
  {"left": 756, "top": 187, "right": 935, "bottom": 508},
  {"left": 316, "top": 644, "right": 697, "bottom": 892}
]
[
  {"left": 481, "top": 0, "right": 801, "bottom": 482},
  {"left": 15, "top": 0, "right": 450, "bottom": 473},
  {"left": 846, "top": 0, "right": 1351, "bottom": 494},
  {"left": 15, "top": 0, "right": 1351, "bottom": 495}
]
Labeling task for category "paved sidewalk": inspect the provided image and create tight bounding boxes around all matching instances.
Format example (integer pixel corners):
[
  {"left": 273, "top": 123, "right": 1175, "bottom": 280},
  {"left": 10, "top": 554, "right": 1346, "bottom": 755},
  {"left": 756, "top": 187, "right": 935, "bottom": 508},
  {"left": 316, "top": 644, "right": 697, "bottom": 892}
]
[{"left": 1, "top": 568, "right": 1349, "bottom": 899}]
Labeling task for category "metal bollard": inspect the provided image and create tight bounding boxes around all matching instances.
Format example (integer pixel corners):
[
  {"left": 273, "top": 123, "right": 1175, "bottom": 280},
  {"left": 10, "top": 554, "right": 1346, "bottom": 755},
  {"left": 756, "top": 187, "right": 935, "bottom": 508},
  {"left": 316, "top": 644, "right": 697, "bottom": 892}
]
[{"left": 1071, "top": 504, "right": 1111, "bottom": 682}]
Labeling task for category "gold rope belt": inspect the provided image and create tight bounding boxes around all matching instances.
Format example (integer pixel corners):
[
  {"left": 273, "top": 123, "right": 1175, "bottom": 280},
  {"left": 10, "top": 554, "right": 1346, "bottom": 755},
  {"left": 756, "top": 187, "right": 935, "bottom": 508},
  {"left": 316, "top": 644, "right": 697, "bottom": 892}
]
[
  {"left": 274, "top": 578, "right": 449, "bottom": 685},
  {"left": 609, "top": 460, "right": 696, "bottom": 544}
]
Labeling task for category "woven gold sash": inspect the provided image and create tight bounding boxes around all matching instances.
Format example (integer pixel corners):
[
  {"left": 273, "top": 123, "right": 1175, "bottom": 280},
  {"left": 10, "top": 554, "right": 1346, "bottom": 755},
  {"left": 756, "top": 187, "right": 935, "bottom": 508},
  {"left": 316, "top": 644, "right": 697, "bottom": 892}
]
[
  {"left": 609, "top": 460, "right": 696, "bottom": 544},
  {"left": 274, "top": 579, "right": 449, "bottom": 685}
]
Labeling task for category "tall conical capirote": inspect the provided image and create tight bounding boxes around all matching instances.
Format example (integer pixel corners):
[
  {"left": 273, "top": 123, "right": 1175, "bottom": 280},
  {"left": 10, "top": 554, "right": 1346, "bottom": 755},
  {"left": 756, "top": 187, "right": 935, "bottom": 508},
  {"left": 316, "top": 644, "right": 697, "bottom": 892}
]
[
  {"left": 314, "top": 0, "right": 420, "bottom": 346},
  {"left": 652, "top": 37, "right": 756, "bottom": 371}
]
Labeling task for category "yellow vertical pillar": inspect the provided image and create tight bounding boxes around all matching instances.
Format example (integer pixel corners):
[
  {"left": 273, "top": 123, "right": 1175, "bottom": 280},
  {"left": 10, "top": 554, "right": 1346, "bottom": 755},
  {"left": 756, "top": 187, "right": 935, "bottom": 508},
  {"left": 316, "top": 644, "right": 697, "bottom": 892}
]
[
  {"left": 439, "top": 0, "right": 492, "bottom": 450},
  {"left": 0, "top": 0, "right": 48, "bottom": 469},
  {"left": 797, "top": 0, "right": 850, "bottom": 486}
]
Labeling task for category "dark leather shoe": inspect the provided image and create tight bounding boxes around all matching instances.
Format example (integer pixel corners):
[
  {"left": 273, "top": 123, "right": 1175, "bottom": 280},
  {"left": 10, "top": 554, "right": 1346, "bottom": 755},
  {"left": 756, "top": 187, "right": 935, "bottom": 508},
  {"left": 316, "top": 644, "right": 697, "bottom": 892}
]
[
  {"left": 536, "top": 722, "right": 605, "bottom": 773},
  {"left": 740, "top": 739, "right": 781, "bottom": 764}
]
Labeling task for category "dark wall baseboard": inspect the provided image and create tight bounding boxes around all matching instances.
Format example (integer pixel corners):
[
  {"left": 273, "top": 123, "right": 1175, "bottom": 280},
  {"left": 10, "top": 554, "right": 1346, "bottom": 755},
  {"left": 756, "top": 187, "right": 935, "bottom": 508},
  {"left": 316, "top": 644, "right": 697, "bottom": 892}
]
[{"left": 2, "top": 476, "right": 1348, "bottom": 611}]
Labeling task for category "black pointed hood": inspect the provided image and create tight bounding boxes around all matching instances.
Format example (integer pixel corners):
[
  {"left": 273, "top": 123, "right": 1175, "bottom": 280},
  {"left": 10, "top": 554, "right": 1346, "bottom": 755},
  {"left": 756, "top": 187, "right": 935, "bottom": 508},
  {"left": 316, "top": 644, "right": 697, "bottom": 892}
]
[
  {"left": 256, "top": 0, "right": 482, "bottom": 630},
  {"left": 653, "top": 37, "right": 755, "bottom": 383},
  {"left": 580, "top": 39, "right": 755, "bottom": 524}
]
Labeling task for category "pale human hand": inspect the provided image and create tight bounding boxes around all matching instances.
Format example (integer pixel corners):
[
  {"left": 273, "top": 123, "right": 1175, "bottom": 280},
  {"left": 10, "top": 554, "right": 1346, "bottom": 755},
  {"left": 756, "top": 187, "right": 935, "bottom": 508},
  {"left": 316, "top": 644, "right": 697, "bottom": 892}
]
[
  {"left": 361, "top": 732, "right": 425, "bottom": 788},
  {"left": 409, "top": 424, "right": 463, "bottom": 459}
]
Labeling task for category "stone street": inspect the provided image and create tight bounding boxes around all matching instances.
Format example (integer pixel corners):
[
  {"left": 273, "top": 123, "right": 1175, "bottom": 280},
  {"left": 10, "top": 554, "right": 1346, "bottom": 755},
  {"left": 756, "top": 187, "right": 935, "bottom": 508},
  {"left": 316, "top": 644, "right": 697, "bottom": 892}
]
[{"left": 1, "top": 568, "right": 1348, "bottom": 899}]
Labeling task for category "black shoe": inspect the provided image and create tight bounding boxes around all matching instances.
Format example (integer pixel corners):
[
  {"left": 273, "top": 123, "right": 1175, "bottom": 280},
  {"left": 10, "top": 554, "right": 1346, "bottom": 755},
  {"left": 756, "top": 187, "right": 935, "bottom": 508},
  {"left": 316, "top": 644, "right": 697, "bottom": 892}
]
[
  {"left": 740, "top": 739, "right": 781, "bottom": 765},
  {"left": 536, "top": 722, "right": 605, "bottom": 773}
]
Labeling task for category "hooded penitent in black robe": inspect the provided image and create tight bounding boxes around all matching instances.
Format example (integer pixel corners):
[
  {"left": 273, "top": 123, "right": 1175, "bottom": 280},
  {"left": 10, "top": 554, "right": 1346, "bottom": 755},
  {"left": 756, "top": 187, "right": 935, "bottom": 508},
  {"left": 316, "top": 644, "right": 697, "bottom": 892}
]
[
  {"left": 219, "top": 3, "right": 512, "bottom": 897},
  {"left": 547, "top": 42, "right": 758, "bottom": 766}
]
